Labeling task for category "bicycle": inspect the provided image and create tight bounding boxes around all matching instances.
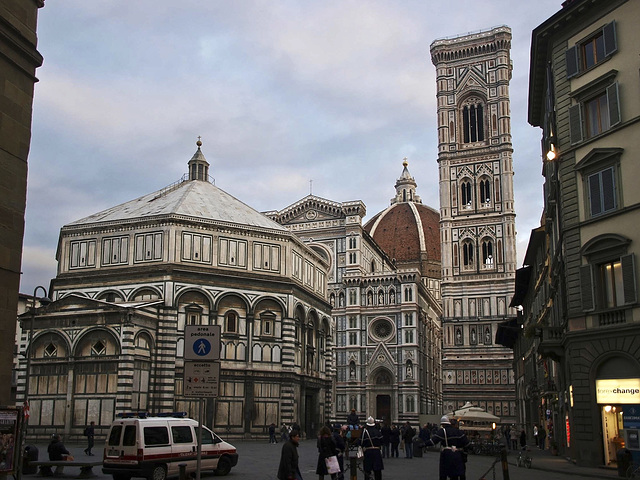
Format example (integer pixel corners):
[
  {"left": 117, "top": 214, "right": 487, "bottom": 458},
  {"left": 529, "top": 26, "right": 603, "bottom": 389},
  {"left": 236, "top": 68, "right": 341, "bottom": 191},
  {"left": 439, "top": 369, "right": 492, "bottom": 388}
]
[
  {"left": 517, "top": 447, "right": 532, "bottom": 468},
  {"left": 627, "top": 463, "right": 640, "bottom": 479}
]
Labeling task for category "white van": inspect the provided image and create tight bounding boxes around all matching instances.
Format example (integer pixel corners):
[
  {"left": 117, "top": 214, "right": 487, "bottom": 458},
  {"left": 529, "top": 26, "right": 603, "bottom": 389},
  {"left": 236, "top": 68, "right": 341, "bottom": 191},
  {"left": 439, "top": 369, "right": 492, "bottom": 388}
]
[{"left": 102, "top": 413, "right": 238, "bottom": 480}]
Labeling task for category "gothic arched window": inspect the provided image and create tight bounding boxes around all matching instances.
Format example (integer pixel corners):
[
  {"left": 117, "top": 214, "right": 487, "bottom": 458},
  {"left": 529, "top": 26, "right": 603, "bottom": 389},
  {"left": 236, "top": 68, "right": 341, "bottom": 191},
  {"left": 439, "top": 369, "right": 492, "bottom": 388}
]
[
  {"left": 461, "top": 180, "right": 472, "bottom": 208},
  {"left": 482, "top": 239, "right": 494, "bottom": 265},
  {"left": 479, "top": 177, "right": 491, "bottom": 203},
  {"left": 462, "top": 100, "right": 485, "bottom": 143},
  {"left": 462, "top": 240, "right": 475, "bottom": 268}
]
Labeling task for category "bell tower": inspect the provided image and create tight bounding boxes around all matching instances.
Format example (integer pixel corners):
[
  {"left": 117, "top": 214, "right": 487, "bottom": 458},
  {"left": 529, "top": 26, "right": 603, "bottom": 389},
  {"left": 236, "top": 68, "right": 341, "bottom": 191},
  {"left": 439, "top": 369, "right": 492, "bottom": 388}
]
[{"left": 430, "top": 26, "right": 517, "bottom": 422}]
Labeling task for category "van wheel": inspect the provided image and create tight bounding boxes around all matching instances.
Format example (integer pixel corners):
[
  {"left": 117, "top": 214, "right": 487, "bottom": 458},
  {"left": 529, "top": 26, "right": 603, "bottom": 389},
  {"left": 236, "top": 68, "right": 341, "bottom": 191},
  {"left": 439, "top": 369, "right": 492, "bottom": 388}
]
[
  {"left": 215, "top": 457, "right": 232, "bottom": 476},
  {"left": 150, "top": 465, "right": 167, "bottom": 480}
]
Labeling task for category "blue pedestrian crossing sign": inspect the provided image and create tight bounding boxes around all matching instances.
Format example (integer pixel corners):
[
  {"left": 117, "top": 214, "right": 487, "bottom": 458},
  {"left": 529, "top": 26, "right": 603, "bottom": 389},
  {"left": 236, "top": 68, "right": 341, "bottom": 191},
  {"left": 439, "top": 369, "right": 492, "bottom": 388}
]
[{"left": 184, "top": 325, "right": 221, "bottom": 360}]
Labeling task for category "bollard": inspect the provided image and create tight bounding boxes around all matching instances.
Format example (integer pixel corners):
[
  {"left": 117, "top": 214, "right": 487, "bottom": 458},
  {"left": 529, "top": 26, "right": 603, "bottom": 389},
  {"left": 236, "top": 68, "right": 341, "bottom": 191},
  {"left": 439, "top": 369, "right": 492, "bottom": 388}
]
[
  {"left": 178, "top": 463, "right": 188, "bottom": 480},
  {"left": 500, "top": 447, "right": 510, "bottom": 480}
]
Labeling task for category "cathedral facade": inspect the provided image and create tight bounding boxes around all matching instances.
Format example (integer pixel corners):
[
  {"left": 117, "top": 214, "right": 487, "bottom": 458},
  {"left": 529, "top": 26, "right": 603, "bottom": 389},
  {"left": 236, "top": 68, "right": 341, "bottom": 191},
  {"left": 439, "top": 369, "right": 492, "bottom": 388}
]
[
  {"left": 430, "top": 27, "right": 518, "bottom": 422},
  {"left": 18, "top": 143, "right": 333, "bottom": 440},
  {"left": 267, "top": 161, "right": 443, "bottom": 425}
]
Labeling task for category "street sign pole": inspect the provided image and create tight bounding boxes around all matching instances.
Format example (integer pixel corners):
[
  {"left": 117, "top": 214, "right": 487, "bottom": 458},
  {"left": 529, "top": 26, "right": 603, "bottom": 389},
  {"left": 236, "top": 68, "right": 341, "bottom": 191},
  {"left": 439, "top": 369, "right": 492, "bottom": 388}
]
[{"left": 183, "top": 325, "right": 220, "bottom": 480}]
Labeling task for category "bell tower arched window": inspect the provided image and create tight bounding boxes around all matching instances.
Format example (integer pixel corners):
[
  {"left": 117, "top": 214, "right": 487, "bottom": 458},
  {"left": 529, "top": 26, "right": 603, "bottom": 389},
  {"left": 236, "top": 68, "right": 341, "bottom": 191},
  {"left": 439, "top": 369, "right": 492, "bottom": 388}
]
[
  {"left": 482, "top": 239, "right": 494, "bottom": 266},
  {"left": 479, "top": 178, "right": 491, "bottom": 204},
  {"left": 462, "top": 240, "right": 475, "bottom": 268},
  {"left": 461, "top": 98, "right": 485, "bottom": 143},
  {"left": 461, "top": 180, "right": 472, "bottom": 208}
]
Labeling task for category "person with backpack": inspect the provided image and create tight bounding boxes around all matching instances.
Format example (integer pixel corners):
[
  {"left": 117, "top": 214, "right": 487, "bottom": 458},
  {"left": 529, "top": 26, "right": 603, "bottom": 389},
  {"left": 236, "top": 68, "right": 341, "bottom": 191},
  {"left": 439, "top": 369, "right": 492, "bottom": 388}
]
[{"left": 83, "top": 421, "right": 95, "bottom": 456}]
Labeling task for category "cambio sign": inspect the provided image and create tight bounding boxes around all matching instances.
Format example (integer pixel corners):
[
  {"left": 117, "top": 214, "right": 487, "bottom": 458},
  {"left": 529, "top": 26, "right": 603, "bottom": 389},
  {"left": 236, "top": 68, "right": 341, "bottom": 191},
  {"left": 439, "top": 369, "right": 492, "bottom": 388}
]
[{"left": 596, "top": 379, "right": 640, "bottom": 404}]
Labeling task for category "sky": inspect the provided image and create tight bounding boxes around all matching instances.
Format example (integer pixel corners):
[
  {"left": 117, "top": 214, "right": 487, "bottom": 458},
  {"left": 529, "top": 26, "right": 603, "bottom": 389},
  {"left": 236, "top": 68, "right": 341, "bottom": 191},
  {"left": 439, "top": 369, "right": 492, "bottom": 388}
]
[{"left": 21, "top": 0, "right": 563, "bottom": 296}]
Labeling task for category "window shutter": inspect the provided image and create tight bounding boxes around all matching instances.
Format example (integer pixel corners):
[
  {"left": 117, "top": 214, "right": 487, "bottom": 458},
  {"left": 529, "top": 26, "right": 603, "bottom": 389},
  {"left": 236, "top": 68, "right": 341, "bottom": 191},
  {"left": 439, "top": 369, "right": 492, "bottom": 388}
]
[
  {"left": 565, "top": 46, "right": 579, "bottom": 78},
  {"left": 601, "top": 167, "right": 616, "bottom": 212},
  {"left": 569, "top": 104, "right": 583, "bottom": 144},
  {"left": 588, "top": 173, "right": 602, "bottom": 217},
  {"left": 607, "top": 82, "right": 621, "bottom": 127},
  {"left": 580, "top": 265, "right": 595, "bottom": 311},
  {"left": 621, "top": 254, "right": 637, "bottom": 305},
  {"left": 603, "top": 21, "right": 617, "bottom": 57}
]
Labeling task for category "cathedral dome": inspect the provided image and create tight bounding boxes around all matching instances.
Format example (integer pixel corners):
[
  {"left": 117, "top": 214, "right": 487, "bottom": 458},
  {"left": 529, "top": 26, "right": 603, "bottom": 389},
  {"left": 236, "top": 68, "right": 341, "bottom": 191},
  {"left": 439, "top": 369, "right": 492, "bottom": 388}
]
[{"left": 364, "top": 159, "right": 441, "bottom": 278}]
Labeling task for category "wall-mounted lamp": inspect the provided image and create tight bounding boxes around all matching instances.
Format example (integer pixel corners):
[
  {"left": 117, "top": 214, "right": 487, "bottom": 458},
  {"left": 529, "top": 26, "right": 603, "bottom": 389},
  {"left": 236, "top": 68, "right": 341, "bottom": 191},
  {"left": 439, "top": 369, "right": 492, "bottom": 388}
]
[{"left": 546, "top": 143, "right": 557, "bottom": 161}]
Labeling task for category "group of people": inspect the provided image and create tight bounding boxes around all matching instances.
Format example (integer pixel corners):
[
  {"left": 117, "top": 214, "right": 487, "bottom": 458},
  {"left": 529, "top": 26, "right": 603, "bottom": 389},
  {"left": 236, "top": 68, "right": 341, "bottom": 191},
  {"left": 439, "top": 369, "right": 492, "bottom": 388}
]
[{"left": 277, "top": 413, "right": 471, "bottom": 480}]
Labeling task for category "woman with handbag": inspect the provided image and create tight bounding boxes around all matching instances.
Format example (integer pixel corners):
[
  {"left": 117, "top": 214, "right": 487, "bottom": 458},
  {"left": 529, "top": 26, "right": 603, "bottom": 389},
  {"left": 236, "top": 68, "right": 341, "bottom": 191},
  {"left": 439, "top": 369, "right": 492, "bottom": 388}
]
[
  {"left": 358, "top": 416, "right": 384, "bottom": 480},
  {"left": 316, "top": 426, "right": 339, "bottom": 479},
  {"left": 424, "top": 416, "right": 469, "bottom": 480}
]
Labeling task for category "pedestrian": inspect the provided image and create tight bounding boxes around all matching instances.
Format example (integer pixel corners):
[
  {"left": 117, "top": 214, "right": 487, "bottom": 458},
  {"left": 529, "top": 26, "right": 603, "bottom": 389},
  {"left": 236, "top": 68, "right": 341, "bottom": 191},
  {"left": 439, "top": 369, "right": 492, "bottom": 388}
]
[
  {"left": 389, "top": 424, "right": 400, "bottom": 458},
  {"left": 510, "top": 427, "right": 518, "bottom": 450},
  {"left": 539, "top": 425, "right": 546, "bottom": 450},
  {"left": 332, "top": 424, "right": 346, "bottom": 480},
  {"left": 504, "top": 426, "right": 511, "bottom": 450},
  {"left": 316, "top": 426, "right": 338, "bottom": 480},
  {"left": 83, "top": 421, "right": 95, "bottom": 456},
  {"left": 278, "top": 429, "right": 303, "bottom": 480},
  {"left": 402, "top": 421, "right": 415, "bottom": 459},
  {"left": 424, "top": 416, "right": 469, "bottom": 480},
  {"left": 380, "top": 423, "right": 391, "bottom": 458},
  {"left": 533, "top": 424, "right": 539, "bottom": 448},
  {"left": 269, "top": 423, "right": 278, "bottom": 444},
  {"left": 281, "top": 423, "right": 290, "bottom": 443},
  {"left": 519, "top": 429, "right": 527, "bottom": 449},
  {"left": 48, "top": 434, "right": 72, "bottom": 475},
  {"left": 359, "top": 416, "right": 383, "bottom": 480}
]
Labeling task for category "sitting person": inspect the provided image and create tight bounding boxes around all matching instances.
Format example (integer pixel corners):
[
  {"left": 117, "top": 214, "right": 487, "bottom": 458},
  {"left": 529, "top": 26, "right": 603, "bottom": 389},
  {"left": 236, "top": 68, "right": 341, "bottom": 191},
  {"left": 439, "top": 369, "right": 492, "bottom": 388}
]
[
  {"left": 47, "top": 434, "right": 71, "bottom": 475},
  {"left": 347, "top": 409, "right": 360, "bottom": 428}
]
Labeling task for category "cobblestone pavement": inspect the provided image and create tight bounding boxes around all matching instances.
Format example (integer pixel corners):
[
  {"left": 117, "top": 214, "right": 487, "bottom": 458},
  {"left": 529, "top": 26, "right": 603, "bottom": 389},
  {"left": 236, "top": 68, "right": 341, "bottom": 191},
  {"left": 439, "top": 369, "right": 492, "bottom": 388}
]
[{"left": 25, "top": 440, "right": 621, "bottom": 480}]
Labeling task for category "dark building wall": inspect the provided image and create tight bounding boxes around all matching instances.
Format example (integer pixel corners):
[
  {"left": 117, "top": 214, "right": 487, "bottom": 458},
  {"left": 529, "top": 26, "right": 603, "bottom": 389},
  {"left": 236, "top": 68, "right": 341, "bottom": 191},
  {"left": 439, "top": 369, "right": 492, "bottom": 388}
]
[{"left": 0, "top": 0, "right": 43, "bottom": 404}]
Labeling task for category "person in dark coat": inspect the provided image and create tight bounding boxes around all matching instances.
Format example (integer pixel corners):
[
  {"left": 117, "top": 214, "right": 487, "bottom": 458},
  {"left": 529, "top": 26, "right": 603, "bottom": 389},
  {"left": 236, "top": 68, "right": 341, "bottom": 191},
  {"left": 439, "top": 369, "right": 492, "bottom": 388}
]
[
  {"left": 380, "top": 424, "right": 391, "bottom": 458},
  {"left": 424, "top": 416, "right": 469, "bottom": 480},
  {"left": 278, "top": 429, "right": 303, "bottom": 480},
  {"left": 519, "top": 429, "right": 527, "bottom": 449},
  {"left": 389, "top": 424, "right": 400, "bottom": 458},
  {"left": 47, "top": 434, "right": 71, "bottom": 475},
  {"left": 402, "top": 422, "right": 415, "bottom": 459},
  {"left": 358, "top": 416, "right": 383, "bottom": 480},
  {"left": 316, "top": 426, "right": 337, "bottom": 479},
  {"left": 332, "top": 425, "right": 346, "bottom": 480},
  {"left": 84, "top": 421, "right": 95, "bottom": 455},
  {"left": 347, "top": 409, "right": 360, "bottom": 426}
]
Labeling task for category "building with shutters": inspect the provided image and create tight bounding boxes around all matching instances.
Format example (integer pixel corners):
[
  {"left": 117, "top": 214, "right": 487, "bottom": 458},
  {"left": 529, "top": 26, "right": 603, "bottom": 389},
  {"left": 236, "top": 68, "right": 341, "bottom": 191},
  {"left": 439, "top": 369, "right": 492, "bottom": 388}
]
[
  {"left": 519, "top": 0, "right": 640, "bottom": 467},
  {"left": 430, "top": 27, "right": 518, "bottom": 424},
  {"left": 17, "top": 141, "right": 334, "bottom": 441},
  {"left": 0, "top": 0, "right": 44, "bottom": 405},
  {"left": 266, "top": 160, "right": 443, "bottom": 425}
]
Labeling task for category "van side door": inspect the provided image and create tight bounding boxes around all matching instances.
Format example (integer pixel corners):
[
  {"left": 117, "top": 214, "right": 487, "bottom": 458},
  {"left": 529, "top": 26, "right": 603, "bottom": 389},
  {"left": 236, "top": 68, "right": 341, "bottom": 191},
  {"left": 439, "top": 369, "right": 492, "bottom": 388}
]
[{"left": 170, "top": 425, "right": 198, "bottom": 473}]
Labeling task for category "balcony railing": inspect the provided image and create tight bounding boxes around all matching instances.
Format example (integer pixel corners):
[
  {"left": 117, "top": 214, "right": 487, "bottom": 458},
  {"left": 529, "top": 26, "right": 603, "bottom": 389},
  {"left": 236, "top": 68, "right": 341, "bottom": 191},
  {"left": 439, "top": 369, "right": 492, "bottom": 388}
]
[{"left": 598, "top": 307, "right": 627, "bottom": 326}]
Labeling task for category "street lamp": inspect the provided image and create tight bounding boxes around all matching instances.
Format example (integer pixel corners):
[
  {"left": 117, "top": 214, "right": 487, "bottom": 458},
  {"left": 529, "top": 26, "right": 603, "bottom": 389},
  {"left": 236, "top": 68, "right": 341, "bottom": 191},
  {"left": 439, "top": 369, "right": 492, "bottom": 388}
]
[{"left": 24, "top": 286, "right": 51, "bottom": 407}]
